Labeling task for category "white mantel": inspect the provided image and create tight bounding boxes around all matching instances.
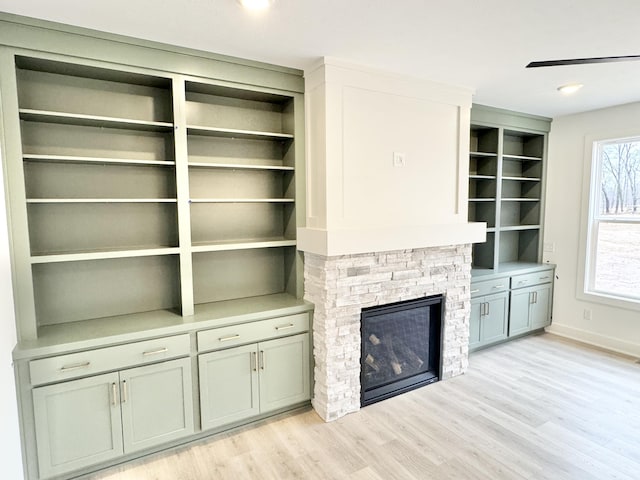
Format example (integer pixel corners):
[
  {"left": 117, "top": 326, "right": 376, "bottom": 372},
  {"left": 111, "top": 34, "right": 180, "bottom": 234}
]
[{"left": 297, "top": 58, "right": 485, "bottom": 256}]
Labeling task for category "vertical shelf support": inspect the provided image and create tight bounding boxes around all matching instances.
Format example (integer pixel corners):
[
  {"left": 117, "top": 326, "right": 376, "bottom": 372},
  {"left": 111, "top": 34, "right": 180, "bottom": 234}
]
[
  {"left": 0, "top": 48, "right": 38, "bottom": 339},
  {"left": 171, "top": 77, "right": 195, "bottom": 316}
]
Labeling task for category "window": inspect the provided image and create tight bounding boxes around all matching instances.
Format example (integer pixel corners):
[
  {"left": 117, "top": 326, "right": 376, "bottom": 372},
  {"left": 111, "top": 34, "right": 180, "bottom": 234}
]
[{"left": 585, "top": 137, "right": 640, "bottom": 303}]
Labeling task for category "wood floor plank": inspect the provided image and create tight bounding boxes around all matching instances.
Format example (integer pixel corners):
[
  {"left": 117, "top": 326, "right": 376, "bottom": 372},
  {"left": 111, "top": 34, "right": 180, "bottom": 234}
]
[{"left": 90, "top": 333, "right": 640, "bottom": 480}]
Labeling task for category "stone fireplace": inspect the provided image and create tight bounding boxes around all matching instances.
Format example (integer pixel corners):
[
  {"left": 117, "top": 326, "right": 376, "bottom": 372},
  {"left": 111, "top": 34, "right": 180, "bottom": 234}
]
[
  {"left": 297, "top": 59, "right": 483, "bottom": 421},
  {"left": 303, "top": 245, "right": 472, "bottom": 421}
]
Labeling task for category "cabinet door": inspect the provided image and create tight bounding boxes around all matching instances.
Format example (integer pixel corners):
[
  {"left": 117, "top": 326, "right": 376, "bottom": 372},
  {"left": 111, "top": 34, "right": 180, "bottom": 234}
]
[
  {"left": 32, "top": 372, "right": 123, "bottom": 478},
  {"left": 482, "top": 292, "right": 509, "bottom": 344},
  {"left": 120, "top": 358, "right": 194, "bottom": 453},
  {"left": 469, "top": 298, "right": 483, "bottom": 349},
  {"left": 259, "top": 333, "right": 310, "bottom": 413},
  {"left": 509, "top": 288, "right": 532, "bottom": 336},
  {"left": 199, "top": 344, "right": 259, "bottom": 430},
  {"left": 530, "top": 284, "right": 552, "bottom": 330}
]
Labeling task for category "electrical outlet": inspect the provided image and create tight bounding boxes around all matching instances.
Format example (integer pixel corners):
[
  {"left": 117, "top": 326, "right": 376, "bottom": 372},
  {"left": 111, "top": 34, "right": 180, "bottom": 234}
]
[
  {"left": 393, "top": 152, "right": 406, "bottom": 168},
  {"left": 543, "top": 242, "right": 555, "bottom": 253},
  {"left": 583, "top": 309, "right": 592, "bottom": 320}
]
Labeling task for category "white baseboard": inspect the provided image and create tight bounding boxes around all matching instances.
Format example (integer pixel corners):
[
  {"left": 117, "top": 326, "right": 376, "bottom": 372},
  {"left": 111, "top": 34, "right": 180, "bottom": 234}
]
[{"left": 546, "top": 323, "right": 640, "bottom": 358}]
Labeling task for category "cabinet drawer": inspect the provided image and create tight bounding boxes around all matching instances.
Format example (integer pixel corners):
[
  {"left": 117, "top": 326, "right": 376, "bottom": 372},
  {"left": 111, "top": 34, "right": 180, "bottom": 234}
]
[
  {"left": 198, "top": 313, "right": 309, "bottom": 352},
  {"left": 511, "top": 270, "right": 554, "bottom": 289},
  {"left": 29, "top": 334, "right": 191, "bottom": 386},
  {"left": 470, "top": 278, "right": 509, "bottom": 297}
]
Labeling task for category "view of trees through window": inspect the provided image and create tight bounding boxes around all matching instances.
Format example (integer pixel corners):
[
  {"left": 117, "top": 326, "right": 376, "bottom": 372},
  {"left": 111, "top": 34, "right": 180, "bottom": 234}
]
[{"left": 592, "top": 139, "right": 640, "bottom": 300}]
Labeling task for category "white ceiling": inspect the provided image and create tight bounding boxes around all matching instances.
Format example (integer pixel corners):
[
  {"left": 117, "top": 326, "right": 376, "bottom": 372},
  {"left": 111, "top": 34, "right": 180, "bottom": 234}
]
[{"left": 2, "top": 0, "right": 640, "bottom": 118}]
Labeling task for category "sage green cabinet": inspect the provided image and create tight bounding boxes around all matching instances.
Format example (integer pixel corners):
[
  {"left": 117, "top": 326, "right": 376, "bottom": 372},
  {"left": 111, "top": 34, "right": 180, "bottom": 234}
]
[
  {"left": 198, "top": 343, "right": 259, "bottom": 429},
  {"left": 470, "top": 292, "right": 509, "bottom": 351},
  {"left": 509, "top": 282, "right": 552, "bottom": 336},
  {"left": 32, "top": 358, "right": 193, "bottom": 479},
  {"left": 119, "top": 359, "right": 194, "bottom": 453},
  {"left": 258, "top": 334, "right": 311, "bottom": 412},
  {"left": 199, "top": 333, "right": 310, "bottom": 430},
  {"left": 470, "top": 266, "right": 554, "bottom": 350},
  {"left": 508, "top": 288, "right": 533, "bottom": 336},
  {"left": 32, "top": 373, "right": 123, "bottom": 479}
]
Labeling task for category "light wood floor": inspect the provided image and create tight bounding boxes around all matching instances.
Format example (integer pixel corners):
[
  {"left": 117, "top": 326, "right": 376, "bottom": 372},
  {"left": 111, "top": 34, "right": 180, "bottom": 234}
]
[{"left": 91, "top": 334, "right": 640, "bottom": 480}]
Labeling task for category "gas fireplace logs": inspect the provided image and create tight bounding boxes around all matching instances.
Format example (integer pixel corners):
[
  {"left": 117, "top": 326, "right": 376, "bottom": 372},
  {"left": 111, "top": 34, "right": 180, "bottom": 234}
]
[{"left": 365, "top": 333, "right": 425, "bottom": 377}]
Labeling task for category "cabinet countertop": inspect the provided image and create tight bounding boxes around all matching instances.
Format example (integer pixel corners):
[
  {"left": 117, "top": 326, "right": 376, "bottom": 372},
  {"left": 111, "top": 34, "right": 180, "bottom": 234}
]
[
  {"left": 471, "top": 262, "right": 556, "bottom": 283},
  {"left": 13, "top": 293, "right": 314, "bottom": 361}
]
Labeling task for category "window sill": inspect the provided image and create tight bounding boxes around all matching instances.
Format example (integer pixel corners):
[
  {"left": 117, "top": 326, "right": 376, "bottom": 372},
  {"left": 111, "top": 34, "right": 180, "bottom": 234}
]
[{"left": 578, "top": 289, "right": 640, "bottom": 313}]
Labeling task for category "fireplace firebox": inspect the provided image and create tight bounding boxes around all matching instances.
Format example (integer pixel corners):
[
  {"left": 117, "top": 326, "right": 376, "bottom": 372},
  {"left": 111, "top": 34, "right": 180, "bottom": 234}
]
[{"left": 360, "top": 295, "right": 443, "bottom": 406}]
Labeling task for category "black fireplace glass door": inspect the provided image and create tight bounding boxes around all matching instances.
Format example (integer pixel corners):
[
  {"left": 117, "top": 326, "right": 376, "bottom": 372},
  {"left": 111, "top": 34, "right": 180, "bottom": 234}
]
[{"left": 361, "top": 295, "right": 442, "bottom": 405}]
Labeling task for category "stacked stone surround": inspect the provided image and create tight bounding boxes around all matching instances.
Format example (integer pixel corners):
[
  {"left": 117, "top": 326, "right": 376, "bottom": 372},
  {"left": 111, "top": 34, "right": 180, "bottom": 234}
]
[{"left": 304, "top": 244, "right": 472, "bottom": 422}]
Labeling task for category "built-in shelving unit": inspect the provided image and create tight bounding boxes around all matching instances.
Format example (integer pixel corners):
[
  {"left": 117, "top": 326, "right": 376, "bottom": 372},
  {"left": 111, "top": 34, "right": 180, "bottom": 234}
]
[
  {"left": 468, "top": 106, "right": 554, "bottom": 353},
  {"left": 1, "top": 16, "right": 312, "bottom": 480},
  {"left": 8, "top": 52, "right": 304, "bottom": 340},
  {"left": 468, "top": 106, "right": 550, "bottom": 272}
]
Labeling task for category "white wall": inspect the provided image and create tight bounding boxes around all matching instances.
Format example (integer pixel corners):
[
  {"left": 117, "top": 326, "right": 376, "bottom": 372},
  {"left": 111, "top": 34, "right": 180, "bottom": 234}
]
[
  {"left": 544, "top": 102, "right": 640, "bottom": 356},
  {"left": 0, "top": 149, "right": 24, "bottom": 477}
]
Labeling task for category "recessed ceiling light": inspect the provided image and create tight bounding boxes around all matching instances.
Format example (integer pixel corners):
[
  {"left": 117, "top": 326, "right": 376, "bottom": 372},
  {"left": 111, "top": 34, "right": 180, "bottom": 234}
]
[
  {"left": 238, "top": 0, "right": 273, "bottom": 11},
  {"left": 557, "top": 83, "right": 584, "bottom": 95}
]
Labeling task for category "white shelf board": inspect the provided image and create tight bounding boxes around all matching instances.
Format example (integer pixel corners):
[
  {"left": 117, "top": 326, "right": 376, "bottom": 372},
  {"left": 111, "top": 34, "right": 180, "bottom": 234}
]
[
  {"left": 503, "top": 154, "right": 542, "bottom": 161},
  {"left": 189, "top": 198, "right": 294, "bottom": 204},
  {"left": 19, "top": 109, "right": 174, "bottom": 132},
  {"left": 469, "top": 175, "right": 496, "bottom": 180},
  {"left": 187, "top": 125, "right": 293, "bottom": 141},
  {"left": 191, "top": 239, "right": 296, "bottom": 253},
  {"left": 502, "top": 176, "right": 541, "bottom": 182},
  {"left": 188, "top": 162, "right": 293, "bottom": 171},
  {"left": 26, "top": 198, "right": 177, "bottom": 204},
  {"left": 469, "top": 198, "right": 496, "bottom": 202},
  {"left": 23, "top": 154, "right": 175, "bottom": 167},
  {"left": 499, "top": 225, "right": 541, "bottom": 231},
  {"left": 31, "top": 247, "right": 180, "bottom": 264},
  {"left": 469, "top": 151, "right": 497, "bottom": 157},
  {"left": 501, "top": 198, "right": 540, "bottom": 202}
]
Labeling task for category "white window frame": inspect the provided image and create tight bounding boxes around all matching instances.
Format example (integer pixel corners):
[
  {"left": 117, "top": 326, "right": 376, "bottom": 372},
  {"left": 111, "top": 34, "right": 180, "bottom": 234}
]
[{"left": 577, "top": 131, "right": 640, "bottom": 310}]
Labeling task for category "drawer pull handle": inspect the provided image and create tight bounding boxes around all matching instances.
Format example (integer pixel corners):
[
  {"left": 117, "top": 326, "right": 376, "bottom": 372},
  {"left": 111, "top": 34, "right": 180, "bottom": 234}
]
[
  {"left": 143, "top": 347, "right": 168, "bottom": 356},
  {"left": 219, "top": 334, "right": 240, "bottom": 342},
  {"left": 251, "top": 351, "right": 257, "bottom": 372},
  {"left": 470, "top": 289, "right": 480, "bottom": 294},
  {"left": 60, "top": 361, "right": 91, "bottom": 372},
  {"left": 111, "top": 383, "right": 117, "bottom": 406},
  {"left": 275, "top": 323, "right": 295, "bottom": 331},
  {"left": 493, "top": 285, "right": 505, "bottom": 289},
  {"left": 539, "top": 276, "right": 550, "bottom": 280},
  {"left": 260, "top": 350, "right": 265, "bottom": 370}
]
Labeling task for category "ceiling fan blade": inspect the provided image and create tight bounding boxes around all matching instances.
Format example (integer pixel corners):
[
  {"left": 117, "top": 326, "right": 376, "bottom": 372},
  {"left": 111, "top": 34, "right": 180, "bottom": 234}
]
[{"left": 526, "top": 55, "right": 640, "bottom": 68}]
